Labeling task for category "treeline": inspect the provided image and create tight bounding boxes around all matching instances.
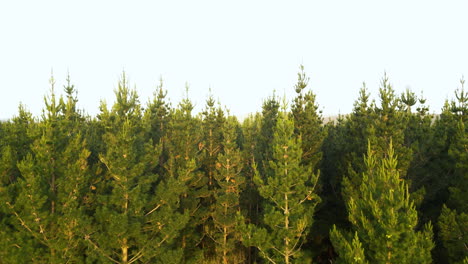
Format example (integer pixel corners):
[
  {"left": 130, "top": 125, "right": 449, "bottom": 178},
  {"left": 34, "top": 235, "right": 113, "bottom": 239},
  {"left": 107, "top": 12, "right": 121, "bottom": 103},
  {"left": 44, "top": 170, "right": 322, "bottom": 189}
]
[{"left": 0, "top": 67, "right": 466, "bottom": 263}]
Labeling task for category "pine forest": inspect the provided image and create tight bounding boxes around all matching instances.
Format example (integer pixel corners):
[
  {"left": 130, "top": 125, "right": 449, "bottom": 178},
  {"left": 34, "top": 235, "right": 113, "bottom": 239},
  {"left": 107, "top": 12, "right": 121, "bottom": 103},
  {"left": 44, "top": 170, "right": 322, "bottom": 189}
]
[{"left": 0, "top": 67, "right": 467, "bottom": 264}]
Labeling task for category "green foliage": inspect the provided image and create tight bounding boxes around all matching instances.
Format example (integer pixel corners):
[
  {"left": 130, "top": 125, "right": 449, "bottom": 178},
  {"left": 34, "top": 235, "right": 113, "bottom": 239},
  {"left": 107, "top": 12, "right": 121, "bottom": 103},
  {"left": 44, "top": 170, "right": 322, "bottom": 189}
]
[
  {"left": 145, "top": 77, "right": 171, "bottom": 146},
  {"left": 332, "top": 142, "right": 434, "bottom": 264},
  {"left": 438, "top": 118, "right": 468, "bottom": 263},
  {"left": 439, "top": 206, "right": 468, "bottom": 264},
  {"left": 291, "top": 65, "right": 326, "bottom": 169},
  {"left": 3, "top": 68, "right": 468, "bottom": 263},
  {"left": 1, "top": 75, "right": 92, "bottom": 263},
  {"left": 255, "top": 94, "right": 280, "bottom": 175},
  {"left": 163, "top": 87, "right": 205, "bottom": 263},
  {"left": 330, "top": 228, "right": 368, "bottom": 264},
  {"left": 239, "top": 110, "right": 320, "bottom": 263},
  {"left": 88, "top": 75, "right": 188, "bottom": 263},
  {"left": 212, "top": 116, "right": 245, "bottom": 264}
]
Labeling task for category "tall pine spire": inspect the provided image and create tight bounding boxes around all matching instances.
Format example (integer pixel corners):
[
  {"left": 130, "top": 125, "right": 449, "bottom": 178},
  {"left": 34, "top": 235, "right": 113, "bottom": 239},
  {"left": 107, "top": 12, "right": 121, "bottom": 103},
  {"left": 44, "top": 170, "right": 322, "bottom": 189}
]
[
  {"left": 239, "top": 104, "right": 320, "bottom": 263},
  {"left": 331, "top": 141, "right": 434, "bottom": 264}
]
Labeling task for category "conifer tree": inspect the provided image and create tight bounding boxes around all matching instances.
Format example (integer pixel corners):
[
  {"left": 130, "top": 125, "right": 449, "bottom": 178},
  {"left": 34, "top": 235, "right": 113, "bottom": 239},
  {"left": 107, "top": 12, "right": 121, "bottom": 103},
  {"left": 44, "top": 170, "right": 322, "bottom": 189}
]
[
  {"left": 88, "top": 74, "right": 187, "bottom": 263},
  {"left": 373, "top": 75, "right": 412, "bottom": 177},
  {"left": 290, "top": 65, "right": 329, "bottom": 261},
  {"left": 255, "top": 94, "right": 280, "bottom": 175},
  {"left": 239, "top": 106, "right": 320, "bottom": 263},
  {"left": 331, "top": 142, "right": 434, "bottom": 264},
  {"left": 342, "top": 76, "right": 413, "bottom": 225},
  {"left": 196, "top": 94, "right": 226, "bottom": 260},
  {"left": 339, "top": 85, "right": 378, "bottom": 205},
  {"left": 450, "top": 78, "right": 467, "bottom": 120},
  {"left": 402, "top": 90, "right": 433, "bottom": 195},
  {"left": 424, "top": 80, "right": 468, "bottom": 262},
  {"left": 163, "top": 86, "right": 204, "bottom": 263},
  {"left": 344, "top": 84, "right": 376, "bottom": 175},
  {"left": 239, "top": 113, "right": 262, "bottom": 220},
  {"left": 438, "top": 119, "right": 467, "bottom": 263},
  {"left": 317, "top": 115, "right": 349, "bottom": 262},
  {"left": 0, "top": 105, "right": 38, "bottom": 262},
  {"left": 4, "top": 75, "right": 92, "bottom": 262},
  {"left": 239, "top": 113, "right": 263, "bottom": 263},
  {"left": 212, "top": 115, "right": 245, "bottom": 263},
  {"left": 290, "top": 65, "right": 325, "bottom": 169},
  {"left": 392, "top": 89, "right": 430, "bottom": 210},
  {"left": 0, "top": 104, "right": 37, "bottom": 195},
  {"left": 318, "top": 85, "right": 375, "bottom": 263},
  {"left": 146, "top": 77, "right": 171, "bottom": 146},
  {"left": 240, "top": 95, "right": 280, "bottom": 263},
  {"left": 247, "top": 95, "right": 281, "bottom": 221}
]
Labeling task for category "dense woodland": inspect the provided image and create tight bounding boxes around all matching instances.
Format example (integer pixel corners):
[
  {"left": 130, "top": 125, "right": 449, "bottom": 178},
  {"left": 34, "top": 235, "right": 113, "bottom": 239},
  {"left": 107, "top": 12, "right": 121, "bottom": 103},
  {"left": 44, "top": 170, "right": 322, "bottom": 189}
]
[{"left": 0, "top": 67, "right": 466, "bottom": 264}]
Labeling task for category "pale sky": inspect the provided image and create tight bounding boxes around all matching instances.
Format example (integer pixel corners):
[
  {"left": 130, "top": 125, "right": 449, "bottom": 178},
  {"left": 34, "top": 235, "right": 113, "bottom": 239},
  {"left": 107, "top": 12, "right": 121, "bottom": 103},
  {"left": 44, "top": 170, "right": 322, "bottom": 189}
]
[{"left": 1, "top": 1, "right": 467, "bottom": 120}]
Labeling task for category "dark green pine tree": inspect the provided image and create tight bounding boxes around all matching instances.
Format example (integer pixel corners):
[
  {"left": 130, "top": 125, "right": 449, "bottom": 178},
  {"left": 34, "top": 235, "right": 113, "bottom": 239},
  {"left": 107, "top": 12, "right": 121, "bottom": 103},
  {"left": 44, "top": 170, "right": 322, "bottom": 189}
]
[
  {"left": 450, "top": 77, "right": 468, "bottom": 119},
  {"left": 238, "top": 113, "right": 263, "bottom": 263},
  {"left": 145, "top": 77, "right": 171, "bottom": 146},
  {"left": 373, "top": 74, "right": 412, "bottom": 177},
  {"left": 239, "top": 106, "right": 320, "bottom": 263},
  {"left": 0, "top": 104, "right": 38, "bottom": 263},
  {"left": 0, "top": 104, "right": 37, "bottom": 190},
  {"left": 401, "top": 90, "right": 434, "bottom": 209},
  {"left": 88, "top": 74, "right": 188, "bottom": 263},
  {"left": 427, "top": 80, "right": 468, "bottom": 262},
  {"left": 240, "top": 95, "right": 280, "bottom": 264},
  {"left": 344, "top": 84, "right": 376, "bottom": 176},
  {"left": 4, "top": 75, "right": 92, "bottom": 262},
  {"left": 53, "top": 126, "right": 92, "bottom": 263},
  {"left": 198, "top": 94, "right": 226, "bottom": 261},
  {"left": 317, "top": 115, "right": 350, "bottom": 263},
  {"left": 428, "top": 101, "right": 459, "bottom": 203},
  {"left": 290, "top": 65, "right": 326, "bottom": 168},
  {"left": 255, "top": 94, "right": 280, "bottom": 175},
  {"left": 162, "top": 87, "right": 205, "bottom": 263},
  {"left": 251, "top": 95, "right": 281, "bottom": 217},
  {"left": 316, "top": 85, "right": 375, "bottom": 263},
  {"left": 290, "top": 65, "right": 330, "bottom": 261},
  {"left": 331, "top": 142, "right": 434, "bottom": 264},
  {"left": 339, "top": 84, "right": 379, "bottom": 207},
  {"left": 52, "top": 75, "right": 92, "bottom": 262},
  {"left": 342, "top": 76, "right": 414, "bottom": 228},
  {"left": 212, "top": 115, "right": 245, "bottom": 264},
  {"left": 438, "top": 118, "right": 467, "bottom": 264}
]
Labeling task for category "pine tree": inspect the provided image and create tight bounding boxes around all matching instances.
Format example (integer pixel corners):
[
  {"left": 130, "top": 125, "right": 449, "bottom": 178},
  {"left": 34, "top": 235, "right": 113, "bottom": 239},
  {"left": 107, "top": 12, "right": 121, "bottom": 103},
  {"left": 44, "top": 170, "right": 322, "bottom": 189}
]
[
  {"left": 317, "top": 116, "right": 349, "bottom": 262},
  {"left": 402, "top": 90, "right": 433, "bottom": 208},
  {"left": 290, "top": 65, "right": 329, "bottom": 262},
  {"left": 316, "top": 85, "right": 375, "bottom": 263},
  {"left": 195, "top": 94, "right": 226, "bottom": 261},
  {"left": 331, "top": 142, "right": 434, "bottom": 264},
  {"left": 450, "top": 77, "right": 467, "bottom": 120},
  {"left": 344, "top": 84, "right": 376, "bottom": 176},
  {"left": 425, "top": 80, "right": 468, "bottom": 262},
  {"left": 163, "top": 86, "right": 204, "bottom": 263},
  {"left": 0, "top": 104, "right": 38, "bottom": 263},
  {"left": 3, "top": 75, "right": 93, "bottom": 262},
  {"left": 0, "top": 104, "right": 37, "bottom": 192},
  {"left": 240, "top": 95, "right": 280, "bottom": 264},
  {"left": 87, "top": 74, "right": 187, "bottom": 263},
  {"left": 255, "top": 94, "right": 280, "bottom": 175},
  {"left": 238, "top": 113, "right": 263, "bottom": 263},
  {"left": 438, "top": 118, "right": 468, "bottom": 264},
  {"left": 373, "top": 75, "right": 412, "bottom": 177},
  {"left": 212, "top": 115, "right": 245, "bottom": 263},
  {"left": 341, "top": 76, "right": 414, "bottom": 232},
  {"left": 239, "top": 106, "right": 320, "bottom": 263},
  {"left": 290, "top": 65, "right": 326, "bottom": 169},
  {"left": 146, "top": 77, "right": 171, "bottom": 146}
]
